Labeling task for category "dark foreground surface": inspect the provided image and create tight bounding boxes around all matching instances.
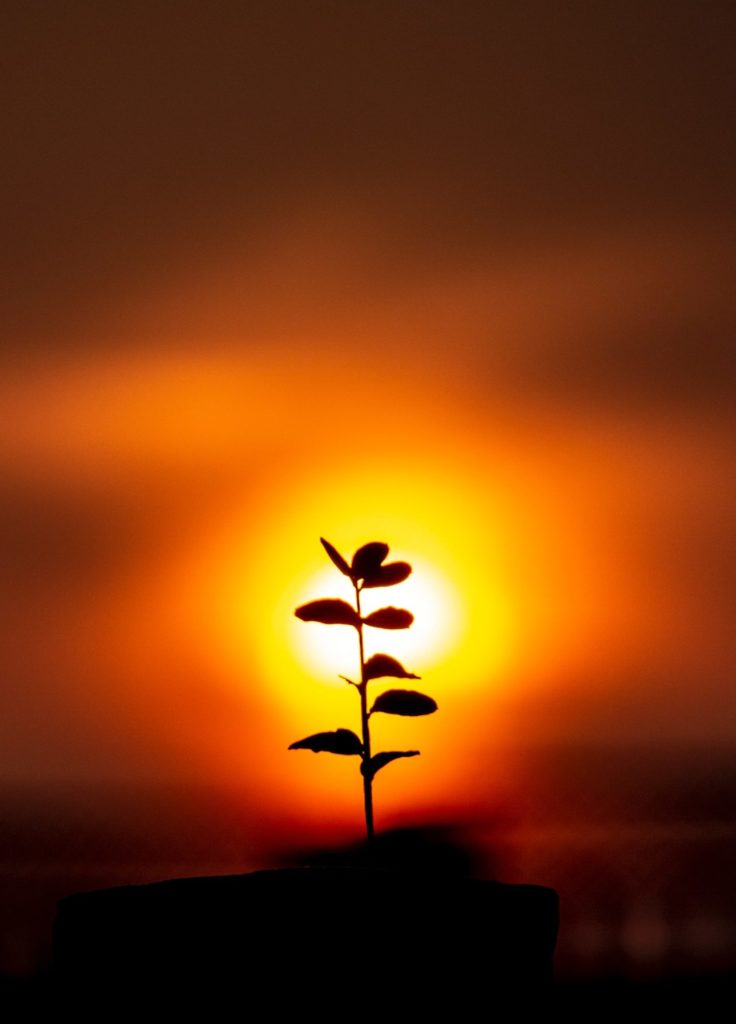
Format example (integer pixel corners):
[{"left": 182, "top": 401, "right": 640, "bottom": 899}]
[
  {"left": 4, "top": 969, "right": 734, "bottom": 1017},
  {"left": 50, "top": 869, "right": 558, "bottom": 1010},
  {"left": 4, "top": 863, "right": 731, "bottom": 1014}
]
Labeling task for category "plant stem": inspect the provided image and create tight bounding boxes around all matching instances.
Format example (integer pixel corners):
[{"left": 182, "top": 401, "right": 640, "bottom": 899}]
[{"left": 355, "top": 583, "right": 374, "bottom": 841}]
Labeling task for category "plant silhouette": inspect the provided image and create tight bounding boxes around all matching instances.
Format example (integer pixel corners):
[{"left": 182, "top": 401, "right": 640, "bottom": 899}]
[{"left": 289, "top": 538, "right": 438, "bottom": 840}]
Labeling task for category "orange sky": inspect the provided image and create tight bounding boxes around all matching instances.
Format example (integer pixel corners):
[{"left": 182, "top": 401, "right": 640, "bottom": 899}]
[{"left": 1, "top": 2, "right": 734, "bottom": 843}]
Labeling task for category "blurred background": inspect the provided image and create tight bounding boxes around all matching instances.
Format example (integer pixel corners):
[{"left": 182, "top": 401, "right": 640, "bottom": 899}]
[{"left": 1, "top": 1, "right": 734, "bottom": 987}]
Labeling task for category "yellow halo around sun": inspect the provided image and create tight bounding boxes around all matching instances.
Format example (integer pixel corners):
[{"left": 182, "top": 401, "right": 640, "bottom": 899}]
[
  {"left": 208, "top": 460, "right": 518, "bottom": 748},
  {"left": 176, "top": 455, "right": 522, "bottom": 823}
]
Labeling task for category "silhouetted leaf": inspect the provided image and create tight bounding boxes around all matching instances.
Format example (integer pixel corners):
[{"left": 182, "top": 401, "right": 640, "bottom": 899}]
[
  {"left": 289, "top": 729, "right": 363, "bottom": 755},
  {"left": 363, "top": 607, "right": 414, "bottom": 630},
  {"left": 370, "top": 689, "right": 438, "bottom": 716},
  {"left": 320, "top": 537, "right": 352, "bottom": 577},
  {"left": 361, "top": 561, "right": 412, "bottom": 588},
  {"left": 361, "top": 750, "right": 420, "bottom": 779},
  {"left": 295, "top": 599, "right": 360, "bottom": 627},
  {"left": 351, "top": 541, "right": 389, "bottom": 578},
  {"left": 364, "top": 653, "right": 420, "bottom": 682}
]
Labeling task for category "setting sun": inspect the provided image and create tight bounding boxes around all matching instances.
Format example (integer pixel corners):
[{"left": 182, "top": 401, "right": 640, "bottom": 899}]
[
  {"left": 291, "top": 556, "right": 461, "bottom": 685},
  {"left": 180, "top": 459, "right": 523, "bottom": 824},
  {"left": 208, "top": 460, "right": 519, "bottom": 727}
]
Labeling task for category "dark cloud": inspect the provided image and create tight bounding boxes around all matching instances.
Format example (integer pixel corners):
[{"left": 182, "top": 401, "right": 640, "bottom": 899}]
[
  {"left": 0, "top": 481, "right": 152, "bottom": 592},
  {"left": 631, "top": 502, "right": 736, "bottom": 629},
  {"left": 0, "top": 469, "right": 239, "bottom": 594},
  {"left": 518, "top": 300, "right": 736, "bottom": 410},
  {"left": 2, "top": 1, "right": 734, "bottom": 346}
]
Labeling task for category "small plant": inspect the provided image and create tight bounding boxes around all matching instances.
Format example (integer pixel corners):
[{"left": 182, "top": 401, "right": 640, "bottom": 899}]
[{"left": 289, "top": 538, "right": 438, "bottom": 840}]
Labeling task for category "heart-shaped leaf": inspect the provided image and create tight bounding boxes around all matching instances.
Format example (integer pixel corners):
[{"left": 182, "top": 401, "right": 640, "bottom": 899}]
[
  {"left": 370, "top": 689, "right": 438, "bottom": 716},
  {"left": 351, "top": 542, "right": 389, "bottom": 578},
  {"left": 295, "top": 599, "right": 360, "bottom": 627},
  {"left": 363, "top": 607, "right": 414, "bottom": 630},
  {"left": 289, "top": 729, "right": 363, "bottom": 755},
  {"left": 361, "top": 562, "right": 412, "bottom": 589},
  {"left": 320, "top": 537, "right": 352, "bottom": 577},
  {"left": 364, "top": 653, "right": 420, "bottom": 682},
  {"left": 361, "top": 750, "right": 420, "bottom": 780}
]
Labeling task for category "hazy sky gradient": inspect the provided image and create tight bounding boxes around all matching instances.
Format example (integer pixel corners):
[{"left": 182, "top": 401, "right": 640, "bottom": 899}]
[{"left": 2, "top": 3, "right": 734, "bottom": 822}]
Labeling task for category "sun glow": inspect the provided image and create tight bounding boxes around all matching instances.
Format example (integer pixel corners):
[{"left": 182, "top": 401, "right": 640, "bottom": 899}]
[
  {"left": 191, "top": 457, "right": 520, "bottom": 821},
  {"left": 210, "top": 460, "right": 518, "bottom": 712}
]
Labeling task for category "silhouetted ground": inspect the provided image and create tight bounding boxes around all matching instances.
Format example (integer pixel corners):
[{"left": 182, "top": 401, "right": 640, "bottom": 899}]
[
  {"left": 3, "top": 748, "right": 736, "bottom": 1005},
  {"left": 4, "top": 967, "right": 735, "bottom": 1016},
  {"left": 52, "top": 865, "right": 557, "bottom": 1010}
]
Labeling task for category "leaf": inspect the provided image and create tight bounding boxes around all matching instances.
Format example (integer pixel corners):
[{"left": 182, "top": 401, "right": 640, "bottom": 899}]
[
  {"left": 320, "top": 537, "right": 352, "bottom": 577},
  {"left": 370, "top": 689, "right": 438, "bottom": 716},
  {"left": 361, "top": 750, "right": 420, "bottom": 780},
  {"left": 288, "top": 729, "right": 363, "bottom": 755},
  {"left": 363, "top": 607, "right": 414, "bottom": 630},
  {"left": 351, "top": 541, "right": 389, "bottom": 578},
  {"left": 295, "top": 599, "right": 360, "bottom": 627},
  {"left": 361, "top": 561, "right": 412, "bottom": 589},
  {"left": 364, "top": 653, "right": 420, "bottom": 682}
]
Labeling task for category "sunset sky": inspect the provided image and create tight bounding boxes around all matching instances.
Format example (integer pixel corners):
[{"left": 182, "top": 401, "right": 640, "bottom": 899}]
[{"left": 2, "top": 2, "right": 734, "bottom": 844}]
